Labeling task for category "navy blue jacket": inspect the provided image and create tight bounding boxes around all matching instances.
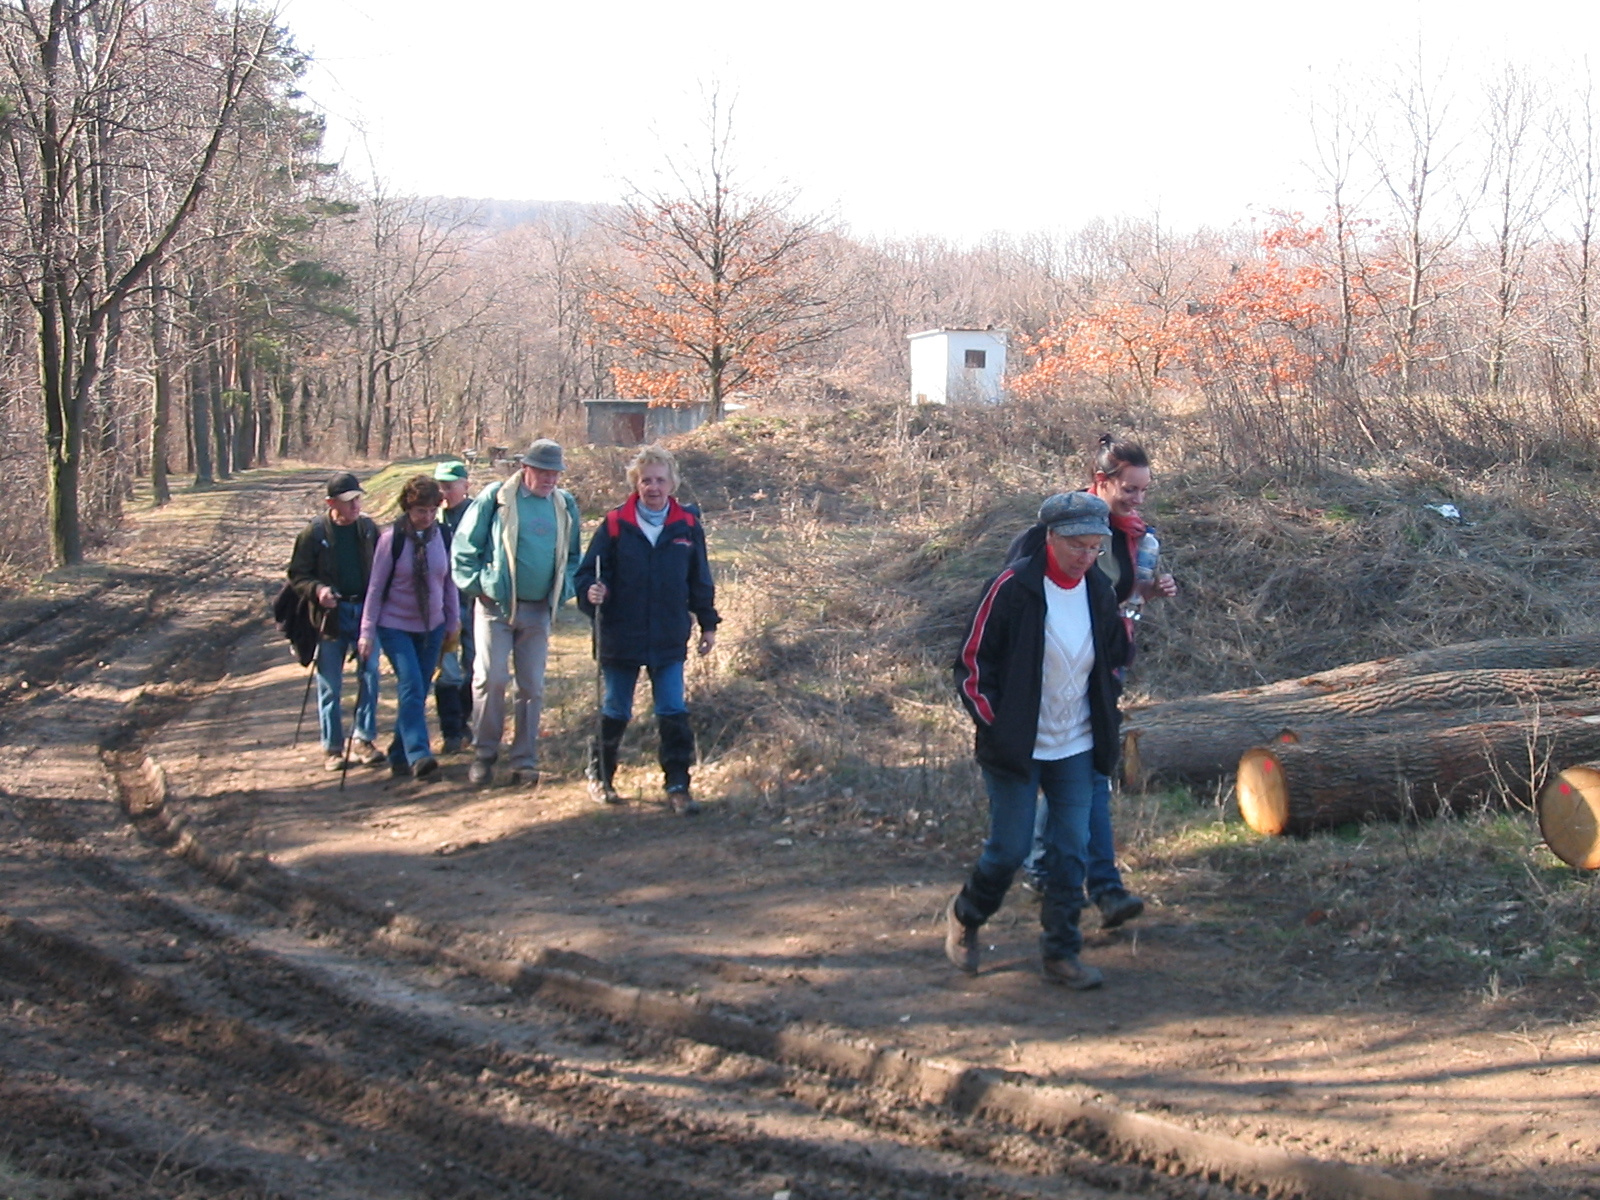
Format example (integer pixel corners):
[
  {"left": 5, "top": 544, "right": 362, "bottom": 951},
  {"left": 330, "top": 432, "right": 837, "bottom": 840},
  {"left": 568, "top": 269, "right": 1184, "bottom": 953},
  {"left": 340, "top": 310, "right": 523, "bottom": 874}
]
[{"left": 575, "top": 496, "right": 720, "bottom": 669}]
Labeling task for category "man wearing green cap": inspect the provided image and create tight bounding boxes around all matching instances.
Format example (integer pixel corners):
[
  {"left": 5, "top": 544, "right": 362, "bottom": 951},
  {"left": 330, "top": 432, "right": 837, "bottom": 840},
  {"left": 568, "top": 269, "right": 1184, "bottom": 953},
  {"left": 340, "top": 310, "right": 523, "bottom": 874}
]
[{"left": 432, "top": 460, "right": 476, "bottom": 753}]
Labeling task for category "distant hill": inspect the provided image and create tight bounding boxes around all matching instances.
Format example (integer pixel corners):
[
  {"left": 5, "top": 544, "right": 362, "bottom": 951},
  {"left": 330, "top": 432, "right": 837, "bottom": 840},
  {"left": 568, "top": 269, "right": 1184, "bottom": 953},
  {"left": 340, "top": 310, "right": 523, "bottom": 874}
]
[{"left": 420, "top": 198, "right": 618, "bottom": 231}]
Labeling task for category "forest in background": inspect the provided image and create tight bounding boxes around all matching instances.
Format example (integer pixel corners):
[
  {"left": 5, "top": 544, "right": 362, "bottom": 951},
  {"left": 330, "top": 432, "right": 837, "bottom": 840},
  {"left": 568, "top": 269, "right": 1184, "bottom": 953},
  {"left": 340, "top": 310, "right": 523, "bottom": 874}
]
[{"left": 4, "top": 0, "right": 1600, "bottom": 571}]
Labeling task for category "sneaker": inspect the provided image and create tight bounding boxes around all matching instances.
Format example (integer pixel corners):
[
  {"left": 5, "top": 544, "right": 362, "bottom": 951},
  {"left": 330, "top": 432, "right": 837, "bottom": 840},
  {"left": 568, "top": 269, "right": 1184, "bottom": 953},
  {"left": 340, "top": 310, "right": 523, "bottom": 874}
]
[
  {"left": 1097, "top": 891, "right": 1146, "bottom": 930},
  {"left": 412, "top": 757, "right": 439, "bottom": 780},
  {"left": 666, "top": 786, "right": 699, "bottom": 815},
  {"left": 1042, "top": 955, "right": 1104, "bottom": 989},
  {"left": 509, "top": 769, "right": 538, "bottom": 788},
  {"left": 324, "top": 752, "right": 345, "bottom": 772},
  {"left": 588, "top": 780, "right": 622, "bottom": 805},
  {"left": 468, "top": 759, "right": 493, "bottom": 786},
  {"left": 944, "top": 896, "right": 980, "bottom": 974},
  {"left": 441, "top": 736, "right": 463, "bottom": 755},
  {"left": 352, "top": 740, "right": 386, "bottom": 766}
]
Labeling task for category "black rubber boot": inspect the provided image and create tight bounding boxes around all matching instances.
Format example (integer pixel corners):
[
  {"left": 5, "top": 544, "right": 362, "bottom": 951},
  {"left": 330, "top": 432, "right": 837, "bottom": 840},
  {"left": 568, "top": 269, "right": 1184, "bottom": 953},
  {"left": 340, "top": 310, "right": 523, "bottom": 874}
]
[
  {"left": 657, "top": 712, "right": 698, "bottom": 811},
  {"left": 434, "top": 681, "right": 468, "bottom": 742},
  {"left": 587, "top": 716, "right": 628, "bottom": 803}
]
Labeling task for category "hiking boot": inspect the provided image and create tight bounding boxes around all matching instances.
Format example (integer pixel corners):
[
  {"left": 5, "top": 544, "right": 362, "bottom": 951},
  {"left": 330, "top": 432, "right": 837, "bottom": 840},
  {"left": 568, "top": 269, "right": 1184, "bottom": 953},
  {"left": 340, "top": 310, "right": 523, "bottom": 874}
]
[
  {"left": 324, "top": 751, "right": 345, "bottom": 772},
  {"left": 1097, "top": 891, "right": 1146, "bottom": 930},
  {"left": 468, "top": 759, "right": 493, "bottom": 786},
  {"left": 666, "top": 786, "right": 699, "bottom": 815},
  {"left": 441, "top": 736, "right": 464, "bottom": 755},
  {"left": 508, "top": 769, "right": 538, "bottom": 789},
  {"left": 352, "top": 740, "right": 386, "bottom": 766},
  {"left": 390, "top": 762, "right": 410, "bottom": 779},
  {"left": 1042, "top": 955, "right": 1104, "bottom": 990},
  {"left": 412, "top": 757, "right": 439, "bottom": 780},
  {"left": 588, "top": 779, "right": 622, "bottom": 806},
  {"left": 944, "top": 896, "right": 980, "bottom": 975}
]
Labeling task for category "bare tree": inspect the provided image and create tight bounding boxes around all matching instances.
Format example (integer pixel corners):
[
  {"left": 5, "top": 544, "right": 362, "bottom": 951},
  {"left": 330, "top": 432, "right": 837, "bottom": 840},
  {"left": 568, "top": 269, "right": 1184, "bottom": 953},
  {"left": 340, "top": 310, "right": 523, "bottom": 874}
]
[
  {"left": 1479, "top": 65, "right": 1550, "bottom": 390},
  {"left": 0, "top": 0, "right": 270, "bottom": 563},
  {"left": 1358, "top": 51, "right": 1477, "bottom": 396},
  {"left": 590, "top": 96, "right": 856, "bottom": 421}
]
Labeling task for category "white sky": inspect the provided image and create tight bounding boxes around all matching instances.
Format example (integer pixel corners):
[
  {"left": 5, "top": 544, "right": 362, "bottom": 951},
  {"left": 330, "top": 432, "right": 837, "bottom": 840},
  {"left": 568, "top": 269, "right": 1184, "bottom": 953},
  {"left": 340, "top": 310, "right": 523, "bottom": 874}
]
[{"left": 278, "top": 0, "right": 1600, "bottom": 242}]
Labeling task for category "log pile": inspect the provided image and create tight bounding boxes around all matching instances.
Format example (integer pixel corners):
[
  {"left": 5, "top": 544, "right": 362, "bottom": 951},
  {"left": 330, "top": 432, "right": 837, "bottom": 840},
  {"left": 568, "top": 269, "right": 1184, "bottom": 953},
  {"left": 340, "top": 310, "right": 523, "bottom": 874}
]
[
  {"left": 1124, "top": 659, "right": 1600, "bottom": 788},
  {"left": 1120, "top": 634, "right": 1600, "bottom": 850}
]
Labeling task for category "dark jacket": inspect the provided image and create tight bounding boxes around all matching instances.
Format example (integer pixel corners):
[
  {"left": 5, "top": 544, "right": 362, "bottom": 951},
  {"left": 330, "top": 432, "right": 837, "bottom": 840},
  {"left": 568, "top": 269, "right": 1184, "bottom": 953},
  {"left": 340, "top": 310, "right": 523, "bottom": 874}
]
[
  {"left": 287, "top": 512, "right": 379, "bottom": 638},
  {"left": 952, "top": 542, "right": 1130, "bottom": 781},
  {"left": 574, "top": 496, "right": 720, "bottom": 669},
  {"left": 271, "top": 584, "right": 321, "bottom": 667}
]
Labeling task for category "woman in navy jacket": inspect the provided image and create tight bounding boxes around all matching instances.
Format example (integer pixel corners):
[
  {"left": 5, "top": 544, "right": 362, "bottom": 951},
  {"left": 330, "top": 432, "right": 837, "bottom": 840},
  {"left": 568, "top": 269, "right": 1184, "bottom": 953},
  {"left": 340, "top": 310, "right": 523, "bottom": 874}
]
[{"left": 575, "top": 445, "right": 719, "bottom": 814}]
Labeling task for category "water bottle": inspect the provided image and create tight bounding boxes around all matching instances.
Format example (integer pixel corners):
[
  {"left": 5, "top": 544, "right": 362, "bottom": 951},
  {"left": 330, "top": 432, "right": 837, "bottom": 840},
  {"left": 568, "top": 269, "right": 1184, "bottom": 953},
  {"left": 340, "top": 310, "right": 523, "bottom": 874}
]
[{"left": 1123, "top": 531, "right": 1160, "bottom": 621}]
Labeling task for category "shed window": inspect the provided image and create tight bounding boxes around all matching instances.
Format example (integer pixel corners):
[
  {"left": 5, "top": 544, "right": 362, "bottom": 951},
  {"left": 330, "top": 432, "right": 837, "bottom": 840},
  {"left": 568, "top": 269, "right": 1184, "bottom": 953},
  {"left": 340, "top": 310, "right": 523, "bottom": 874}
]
[{"left": 964, "top": 349, "right": 987, "bottom": 369}]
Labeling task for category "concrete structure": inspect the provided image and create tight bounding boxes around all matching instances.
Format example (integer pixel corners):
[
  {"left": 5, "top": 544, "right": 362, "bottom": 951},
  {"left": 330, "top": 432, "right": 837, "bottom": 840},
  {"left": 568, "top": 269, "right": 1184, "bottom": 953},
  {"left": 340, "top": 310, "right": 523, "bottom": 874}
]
[
  {"left": 908, "top": 328, "right": 1007, "bottom": 405},
  {"left": 583, "top": 399, "right": 711, "bottom": 446}
]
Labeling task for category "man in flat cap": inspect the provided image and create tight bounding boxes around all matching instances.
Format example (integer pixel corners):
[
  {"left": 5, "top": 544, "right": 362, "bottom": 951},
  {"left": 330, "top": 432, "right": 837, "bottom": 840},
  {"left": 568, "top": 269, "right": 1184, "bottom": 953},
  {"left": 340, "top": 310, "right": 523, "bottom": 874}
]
[
  {"left": 450, "top": 440, "right": 582, "bottom": 787},
  {"left": 287, "top": 472, "right": 386, "bottom": 770},
  {"left": 945, "top": 491, "right": 1131, "bottom": 990}
]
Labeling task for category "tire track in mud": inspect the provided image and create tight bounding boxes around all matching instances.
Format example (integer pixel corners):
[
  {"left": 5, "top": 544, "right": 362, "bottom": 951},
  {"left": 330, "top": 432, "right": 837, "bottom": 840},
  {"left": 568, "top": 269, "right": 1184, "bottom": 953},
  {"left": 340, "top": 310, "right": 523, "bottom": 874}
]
[{"left": 0, "top": 472, "right": 1178, "bottom": 1200}]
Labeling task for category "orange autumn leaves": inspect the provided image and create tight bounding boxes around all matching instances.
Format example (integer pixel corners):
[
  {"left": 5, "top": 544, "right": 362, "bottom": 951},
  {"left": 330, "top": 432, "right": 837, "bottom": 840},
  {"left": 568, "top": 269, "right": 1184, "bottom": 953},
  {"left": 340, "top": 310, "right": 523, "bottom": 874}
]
[
  {"left": 587, "top": 190, "right": 846, "bottom": 412},
  {"left": 1012, "top": 223, "right": 1337, "bottom": 402}
]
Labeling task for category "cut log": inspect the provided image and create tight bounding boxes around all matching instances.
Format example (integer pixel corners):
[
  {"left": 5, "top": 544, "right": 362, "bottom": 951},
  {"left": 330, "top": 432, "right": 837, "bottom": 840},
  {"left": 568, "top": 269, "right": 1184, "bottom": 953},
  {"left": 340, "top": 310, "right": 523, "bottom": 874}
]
[
  {"left": 1226, "top": 633, "right": 1600, "bottom": 702},
  {"left": 1123, "top": 666, "right": 1600, "bottom": 788},
  {"left": 1234, "top": 711, "right": 1600, "bottom": 836},
  {"left": 1537, "top": 763, "right": 1600, "bottom": 870}
]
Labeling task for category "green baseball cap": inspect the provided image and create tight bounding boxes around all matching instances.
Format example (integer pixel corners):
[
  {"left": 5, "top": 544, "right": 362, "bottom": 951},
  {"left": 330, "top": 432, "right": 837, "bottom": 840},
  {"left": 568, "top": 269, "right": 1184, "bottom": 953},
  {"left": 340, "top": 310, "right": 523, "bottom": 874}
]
[{"left": 433, "top": 460, "right": 469, "bottom": 482}]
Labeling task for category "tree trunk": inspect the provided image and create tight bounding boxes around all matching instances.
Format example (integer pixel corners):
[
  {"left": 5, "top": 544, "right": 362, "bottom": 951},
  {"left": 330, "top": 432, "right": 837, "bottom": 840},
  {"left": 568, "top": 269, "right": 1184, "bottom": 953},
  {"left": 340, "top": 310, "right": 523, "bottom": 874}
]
[
  {"left": 149, "top": 261, "right": 173, "bottom": 505},
  {"left": 189, "top": 354, "right": 214, "bottom": 488},
  {"left": 1537, "top": 762, "right": 1600, "bottom": 869},
  {"left": 1236, "top": 709, "right": 1600, "bottom": 836},
  {"left": 1124, "top": 661, "right": 1600, "bottom": 787}
]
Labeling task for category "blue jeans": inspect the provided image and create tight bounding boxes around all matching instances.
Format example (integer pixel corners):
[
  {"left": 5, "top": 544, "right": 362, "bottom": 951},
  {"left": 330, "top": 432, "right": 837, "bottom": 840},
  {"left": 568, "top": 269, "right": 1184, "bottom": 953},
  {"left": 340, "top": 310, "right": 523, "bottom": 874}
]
[
  {"left": 601, "top": 660, "right": 686, "bottom": 720},
  {"left": 378, "top": 624, "right": 446, "bottom": 768},
  {"left": 956, "top": 752, "right": 1098, "bottom": 959},
  {"left": 1024, "top": 771, "right": 1125, "bottom": 901},
  {"left": 316, "top": 600, "right": 378, "bottom": 752}
]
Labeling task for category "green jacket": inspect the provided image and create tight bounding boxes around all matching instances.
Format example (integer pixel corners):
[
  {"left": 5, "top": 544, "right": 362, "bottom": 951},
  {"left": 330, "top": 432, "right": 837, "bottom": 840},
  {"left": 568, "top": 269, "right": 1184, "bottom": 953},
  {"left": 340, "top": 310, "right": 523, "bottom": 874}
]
[{"left": 450, "top": 474, "right": 580, "bottom": 622}]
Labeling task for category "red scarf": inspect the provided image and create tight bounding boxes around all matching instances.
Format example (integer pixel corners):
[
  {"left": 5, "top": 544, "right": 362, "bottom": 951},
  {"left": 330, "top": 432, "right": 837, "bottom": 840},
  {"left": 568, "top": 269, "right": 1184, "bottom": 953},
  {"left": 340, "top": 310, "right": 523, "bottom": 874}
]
[
  {"left": 1044, "top": 542, "right": 1084, "bottom": 589},
  {"left": 1110, "top": 509, "right": 1144, "bottom": 570}
]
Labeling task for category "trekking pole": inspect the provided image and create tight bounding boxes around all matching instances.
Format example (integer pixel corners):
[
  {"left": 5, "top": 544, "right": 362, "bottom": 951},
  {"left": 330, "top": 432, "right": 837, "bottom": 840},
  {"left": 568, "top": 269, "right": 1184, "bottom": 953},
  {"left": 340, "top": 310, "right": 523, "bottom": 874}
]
[
  {"left": 339, "top": 645, "right": 358, "bottom": 792},
  {"left": 592, "top": 555, "right": 605, "bottom": 763},
  {"left": 292, "top": 664, "right": 315, "bottom": 747}
]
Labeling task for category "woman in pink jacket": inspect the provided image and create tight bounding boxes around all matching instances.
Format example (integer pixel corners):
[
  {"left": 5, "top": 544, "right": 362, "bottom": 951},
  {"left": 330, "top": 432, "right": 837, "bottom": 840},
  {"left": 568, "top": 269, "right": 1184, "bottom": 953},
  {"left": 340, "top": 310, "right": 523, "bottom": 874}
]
[{"left": 360, "top": 475, "right": 460, "bottom": 779}]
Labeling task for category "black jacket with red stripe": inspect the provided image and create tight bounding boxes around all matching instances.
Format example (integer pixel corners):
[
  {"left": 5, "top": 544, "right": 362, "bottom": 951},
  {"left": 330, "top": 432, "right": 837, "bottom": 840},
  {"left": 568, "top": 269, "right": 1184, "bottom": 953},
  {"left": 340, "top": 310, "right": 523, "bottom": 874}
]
[
  {"left": 574, "top": 496, "right": 720, "bottom": 669},
  {"left": 952, "top": 543, "right": 1129, "bottom": 781}
]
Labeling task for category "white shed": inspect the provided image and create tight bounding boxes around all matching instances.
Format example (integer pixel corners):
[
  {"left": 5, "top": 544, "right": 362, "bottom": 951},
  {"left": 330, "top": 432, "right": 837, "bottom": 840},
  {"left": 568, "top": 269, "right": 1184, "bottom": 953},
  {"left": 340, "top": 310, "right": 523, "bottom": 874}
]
[{"left": 908, "top": 328, "right": 1007, "bottom": 405}]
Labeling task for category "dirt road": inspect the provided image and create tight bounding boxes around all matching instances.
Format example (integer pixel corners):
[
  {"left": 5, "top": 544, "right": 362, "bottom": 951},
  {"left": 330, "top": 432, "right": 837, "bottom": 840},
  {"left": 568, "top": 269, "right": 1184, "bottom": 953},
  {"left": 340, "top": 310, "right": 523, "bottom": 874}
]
[
  {"left": 0, "top": 470, "right": 1207, "bottom": 1200},
  {"left": 0, "top": 469, "right": 1590, "bottom": 1199}
]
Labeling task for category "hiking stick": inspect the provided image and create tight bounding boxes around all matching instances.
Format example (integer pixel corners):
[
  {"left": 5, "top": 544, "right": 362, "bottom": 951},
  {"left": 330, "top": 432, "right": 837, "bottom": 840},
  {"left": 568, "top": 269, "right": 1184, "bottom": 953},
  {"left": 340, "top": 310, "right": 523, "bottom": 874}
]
[
  {"left": 592, "top": 555, "right": 605, "bottom": 762},
  {"left": 339, "top": 645, "right": 358, "bottom": 792},
  {"left": 293, "top": 663, "right": 315, "bottom": 747}
]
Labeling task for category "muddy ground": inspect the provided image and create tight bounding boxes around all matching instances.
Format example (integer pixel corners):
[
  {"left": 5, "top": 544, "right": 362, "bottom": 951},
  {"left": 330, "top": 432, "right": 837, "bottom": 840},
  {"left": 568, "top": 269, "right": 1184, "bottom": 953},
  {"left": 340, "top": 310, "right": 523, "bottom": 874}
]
[{"left": 0, "top": 468, "right": 1593, "bottom": 1199}]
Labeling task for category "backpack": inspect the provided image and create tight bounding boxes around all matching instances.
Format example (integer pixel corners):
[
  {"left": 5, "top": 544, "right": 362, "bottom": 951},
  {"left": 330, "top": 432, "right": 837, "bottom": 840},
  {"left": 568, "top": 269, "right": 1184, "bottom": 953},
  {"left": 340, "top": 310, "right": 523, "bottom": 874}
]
[
  {"left": 378, "top": 517, "right": 454, "bottom": 610},
  {"left": 272, "top": 583, "right": 321, "bottom": 667}
]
